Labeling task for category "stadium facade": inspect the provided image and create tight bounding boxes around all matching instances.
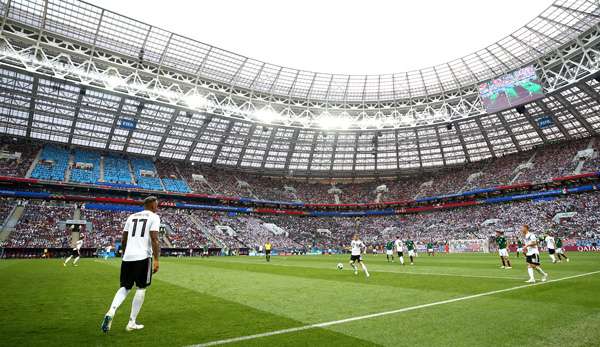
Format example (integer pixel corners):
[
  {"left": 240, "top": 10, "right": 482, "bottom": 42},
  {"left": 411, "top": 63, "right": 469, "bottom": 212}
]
[{"left": 0, "top": 0, "right": 599, "bottom": 178}]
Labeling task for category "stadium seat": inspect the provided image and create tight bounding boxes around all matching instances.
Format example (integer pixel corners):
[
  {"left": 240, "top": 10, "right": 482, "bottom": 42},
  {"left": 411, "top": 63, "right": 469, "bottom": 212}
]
[
  {"left": 103, "top": 155, "right": 133, "bottom": 184},
  {"left": 69, "top": 150, "right": 101, "bottom": 184},
  {"left": 130, "top": 158, "right": 164, "bottom": 191},
  {"left": 30, "top": 146, "right": 70, "bottom": 181}
]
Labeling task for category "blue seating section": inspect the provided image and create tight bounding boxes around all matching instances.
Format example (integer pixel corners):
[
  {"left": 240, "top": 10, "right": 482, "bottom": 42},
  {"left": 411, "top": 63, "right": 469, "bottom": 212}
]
[
  {"left": 131, "top": 158, "right": 164, "bottom": 191},
  {"left": 162, "top": 178, "right": 191, "bottom": 193},
  {"left": 103, "top": 155, "right": 133, "bottom": 184},
  {"left": 70, "top": 150, "right": 100, "bottom": 184},
  {"left": 31, "top": 146, "right": 69, "bottom": 181}
]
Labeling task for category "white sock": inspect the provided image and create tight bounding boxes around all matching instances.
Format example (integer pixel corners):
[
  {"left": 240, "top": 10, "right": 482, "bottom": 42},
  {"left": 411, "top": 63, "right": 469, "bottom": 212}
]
[
  {"left": 361, "top": 263, "right": 369, "bottom": 275},
  {"left": 527, "top": 267, "right": 534, "bottom": 280},
  {"left": 64, "top": 255, "right": 72, "bottom": 264},
  {"left": 535, "top": 267, "right": 547, "bottom": 276},
  {"left": 399, "top": 256, "right": 404, "bottom": 264},
  {"left": 73, "top": 256, "right": 80, "bottom": 265},
  {"left": 550, "top": 254, "right": 556, "bottom": 262},
  {"left": 108, "top": 287, "right": 130, "bottom": 316},
  {"left": 130, "top": 289, "right": 146, "bottom": 323}
]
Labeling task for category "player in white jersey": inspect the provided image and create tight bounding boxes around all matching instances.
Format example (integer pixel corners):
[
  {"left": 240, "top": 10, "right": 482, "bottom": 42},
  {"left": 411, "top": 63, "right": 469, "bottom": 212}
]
[
  {"left": 394, "top": 236, "right": 405, "bottom": 265},
  {"left": 64, "top": 235, "right": 84, "bottom": 267},
  {"left": 101, "top": 197, "right": 161, "bottom": 333},
  {"left": 522, "top": 225, "right": 548, "bottom": 283},
  {"left": 544, "top": 234, "right": 557, "bottom": 263},
  {"left": 104, "top": 245, "right": 113, "bottom": 260},
  {"left": 349, "top": 234, "right": 370, "bottom": 277}
]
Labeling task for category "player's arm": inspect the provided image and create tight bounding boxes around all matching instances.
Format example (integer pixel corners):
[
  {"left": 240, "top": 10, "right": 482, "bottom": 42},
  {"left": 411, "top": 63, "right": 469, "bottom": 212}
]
[
  {"left": 150, "top": 230, "right": 160, "bottom": 273},
  {"left": 150, "top": 215, "right": 161, "bottom": 273},
  {"left": 121, "top": 231, "right": 128, "bottom": 252},
  {"left": 526, "top": 239, "right": 537, "bottom": 247}
]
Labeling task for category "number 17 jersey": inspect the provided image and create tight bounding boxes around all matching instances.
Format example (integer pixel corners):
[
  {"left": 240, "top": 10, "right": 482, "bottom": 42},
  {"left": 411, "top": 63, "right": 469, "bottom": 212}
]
[{"left": 122, "top": 210, "right": 161, "bottom": 262}]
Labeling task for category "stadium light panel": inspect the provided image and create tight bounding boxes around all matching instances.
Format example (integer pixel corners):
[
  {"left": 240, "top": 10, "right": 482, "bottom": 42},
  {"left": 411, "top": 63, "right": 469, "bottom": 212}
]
[
  {"left": 254, "top": 108, "right": 280, "bottom": 123},
  {"left": 317, "top": 112, "right": 340, "bottom": 130},
  {"left": 184, "top": 93, "right": 208, "bottom": 109}
]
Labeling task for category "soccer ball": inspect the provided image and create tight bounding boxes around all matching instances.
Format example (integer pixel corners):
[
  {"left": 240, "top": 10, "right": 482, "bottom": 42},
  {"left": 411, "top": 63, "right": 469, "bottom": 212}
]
[{"left": 337, "top": 263, "right": 344, "bottom": 270}]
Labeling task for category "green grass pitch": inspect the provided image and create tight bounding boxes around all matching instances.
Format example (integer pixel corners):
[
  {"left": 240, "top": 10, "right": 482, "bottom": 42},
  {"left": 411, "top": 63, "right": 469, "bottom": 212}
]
[{"left": 1, "top": 253, "right": 599, "bottom": 346}]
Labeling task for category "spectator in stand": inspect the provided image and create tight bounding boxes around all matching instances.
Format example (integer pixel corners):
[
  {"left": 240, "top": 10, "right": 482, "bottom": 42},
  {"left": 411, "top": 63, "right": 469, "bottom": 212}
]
[{"left": 7, "top": 201, "right": 73, "bottom": 248}]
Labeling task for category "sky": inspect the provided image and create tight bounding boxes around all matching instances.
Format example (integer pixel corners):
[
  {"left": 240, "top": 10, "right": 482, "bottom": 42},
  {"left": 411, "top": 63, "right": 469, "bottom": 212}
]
[{"left": 90, "top": 0, "right": 553, "bottom": 75}]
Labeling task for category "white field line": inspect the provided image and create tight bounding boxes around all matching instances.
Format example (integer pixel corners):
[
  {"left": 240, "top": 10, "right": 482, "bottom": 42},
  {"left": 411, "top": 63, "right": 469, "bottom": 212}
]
[{"left": 186, "top": 270, "right": 600, "bottom": 347}]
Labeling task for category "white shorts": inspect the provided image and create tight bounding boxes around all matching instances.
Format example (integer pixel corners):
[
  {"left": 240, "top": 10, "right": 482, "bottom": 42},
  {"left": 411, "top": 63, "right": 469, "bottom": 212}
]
[
  {"left": 517, "top": 247, "right": 523, "bottom": 253},
  {"left": 427, "top": 249, "right": 433, "bottom": 253},
  {"left": 556, "top": 248, "right": 564, "bottom": 254},
  {"left": 386, "top": 250, "right": 393, "bottom": 255},
  {"left": 498, "top": 248, "right": 509, "bottom": 257},
  {"left": 408, "top": 250, "right": 416, "bottom": 257}
]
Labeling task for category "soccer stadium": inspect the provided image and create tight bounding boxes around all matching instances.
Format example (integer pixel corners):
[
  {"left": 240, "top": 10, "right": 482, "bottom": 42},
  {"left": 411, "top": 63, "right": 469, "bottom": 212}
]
[{"left": 0, "top": 0, "right": 600, "bottom": 345}]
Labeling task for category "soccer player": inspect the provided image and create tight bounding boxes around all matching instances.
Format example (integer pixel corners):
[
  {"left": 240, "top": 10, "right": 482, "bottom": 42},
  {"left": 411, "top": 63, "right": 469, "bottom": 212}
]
[
  {"left": 385, "top": 240, "right": 394, "bottom": 262},
  {"left": 406, "top": 239, "right": 416, "bottom": 265},
  {"left": 104, "top": 245, "right": 112, "bottom": 260},
  {"left": 522, "top": 224, "right": 548, "bottom": 283},
  {"left": 555, "top": 236, "right": 570, "bottom": 262},
  {"left": 496, "top": 230, "right": 512, "bottom": 269},
  {"left": 101, "top": 196, "right": 161, "bottom": 333},
  {"left": 349, "top": 234, "right": 370, "bottom": 277},
  {"left": 516, "top": 239, "right": 523, "bottom": 258},
  {"left": 64, "top": 235, "right": 84, "bottom": 267},
  {"left": 264, "top": 241, "right": 272, "bottom": 262},
  {"left": 544, "top": 233, "right": 557, "bottom": 263},
  {"left": 427, "top": 241, "right": 434, "bottom": 256},
  {"left": 394, "top": 236, "right": 405, "bottom": 265}
]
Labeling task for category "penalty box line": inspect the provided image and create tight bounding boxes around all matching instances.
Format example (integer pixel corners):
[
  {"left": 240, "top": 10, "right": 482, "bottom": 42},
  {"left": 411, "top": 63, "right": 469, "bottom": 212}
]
[{"left": 187, "top": 270, "right": 600, "bottom": 347}]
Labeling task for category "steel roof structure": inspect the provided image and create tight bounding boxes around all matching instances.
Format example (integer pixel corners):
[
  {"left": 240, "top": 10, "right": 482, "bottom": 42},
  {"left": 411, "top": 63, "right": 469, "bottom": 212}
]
[{"left": 0, "top": 0, "right": 599, "bottom": 177}]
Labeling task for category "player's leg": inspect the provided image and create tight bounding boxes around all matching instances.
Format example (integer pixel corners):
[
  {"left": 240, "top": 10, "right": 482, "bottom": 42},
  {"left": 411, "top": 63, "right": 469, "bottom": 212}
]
[
  {"left": 549, "top": 249, "right": 556, "bottom": 263},
  {"left": 127, "top": 258, "right": 152, "bottom": 331},
  {"left": 102, "top": 261, "right": 133, "bottom": 333},
  {"left": 359, "top": 260, "right": 370, "bottom": 278},
  {"left": 73, "top": 251, "right": 80, "bottom": 266},
  {"left": 349, "top": 257, "right": 358, "bottom": 274},
  {"left": 533, "top": 264, "right": 548, "bottom": 281},
  {"left": 64, "top": 255, "right": 72, "bottom": 266},
  {"left": 500, "top": 255, "right": 506, "bottom": 268},
  {"left": 526, "top": 264, "right": 535, "bottom": 283},
  {"left": 505, "top": 256, "right": 512, "bottom": 269}
]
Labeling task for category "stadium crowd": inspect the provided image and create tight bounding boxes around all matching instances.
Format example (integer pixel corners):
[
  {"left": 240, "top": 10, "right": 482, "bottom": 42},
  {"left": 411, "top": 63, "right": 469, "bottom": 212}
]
[
  {"left": 1, "top": 137, "right": 599, "bottom": 204},
  {"left": 0, "top": 190, "right": 599, "bottom": 251},
  {"left": 6, "top": 201, "right": 72, "bottom": 248}
]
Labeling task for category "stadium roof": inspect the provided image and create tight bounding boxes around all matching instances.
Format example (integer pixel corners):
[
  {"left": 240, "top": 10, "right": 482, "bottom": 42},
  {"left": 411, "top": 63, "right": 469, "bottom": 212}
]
[{"left": 0, "top": 0, "right": 599, "bottom": 177}]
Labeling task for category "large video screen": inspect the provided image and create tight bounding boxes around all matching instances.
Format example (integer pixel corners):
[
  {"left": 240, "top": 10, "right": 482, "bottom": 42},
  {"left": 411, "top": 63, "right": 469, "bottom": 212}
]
[{"left": 478, "top": 65, "right": 544, "bottom": 114}]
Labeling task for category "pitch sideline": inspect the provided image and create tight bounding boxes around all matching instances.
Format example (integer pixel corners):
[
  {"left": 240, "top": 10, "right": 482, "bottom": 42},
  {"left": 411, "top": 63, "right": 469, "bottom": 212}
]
[{"left": 187, "top": 270, "right": 600, "bottom": 347}]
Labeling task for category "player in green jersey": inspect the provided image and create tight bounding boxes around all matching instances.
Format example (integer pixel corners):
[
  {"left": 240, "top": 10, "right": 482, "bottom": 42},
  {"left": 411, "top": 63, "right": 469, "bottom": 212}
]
[
  {"left": 385, "top": 240, "right": 394, "bottom": 262},
  {"left": 426, "top": 242, "right": 434, "bottom": 256},
  {"left": 496, "top": 231, "right": 512, "bottom": 269},
  {"left": 516, "top": 239, "right": 523, "bottom": 258},
  {"left": 555, "top": 237, "right": 570, "bottom": 262},
  {"left": 406, "top": 240, "right": 416, "bottom": 265}
]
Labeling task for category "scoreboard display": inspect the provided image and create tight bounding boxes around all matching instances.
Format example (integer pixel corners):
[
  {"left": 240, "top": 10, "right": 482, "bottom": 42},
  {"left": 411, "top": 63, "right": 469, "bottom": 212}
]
[{"left": 478, "top": 65, "right": 544, "bottom": 113}]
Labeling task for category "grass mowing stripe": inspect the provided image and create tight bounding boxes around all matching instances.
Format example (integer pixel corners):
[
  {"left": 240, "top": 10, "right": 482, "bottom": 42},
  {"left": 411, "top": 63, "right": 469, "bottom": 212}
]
[
  {"left": 187, "top": 270, "right": 600, "bottom": 347},
  {"left": 243, "top": 261, "right": 526, "bottom": 280}
]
